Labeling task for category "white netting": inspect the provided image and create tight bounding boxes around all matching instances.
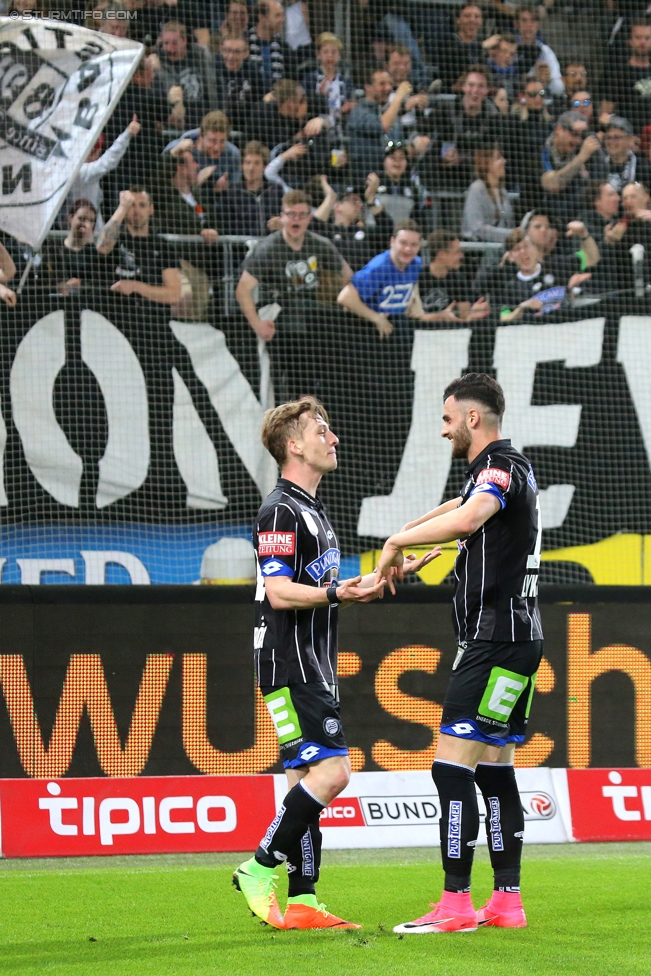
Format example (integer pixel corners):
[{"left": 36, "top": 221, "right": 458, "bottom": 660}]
[{"left": 1, "top": 2, "right": 651, "bottom": 584}]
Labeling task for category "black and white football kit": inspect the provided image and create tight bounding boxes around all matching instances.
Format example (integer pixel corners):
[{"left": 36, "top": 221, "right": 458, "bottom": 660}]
[
  {"left": 253, "top": 478, "right": 348, "bottom": 769},
  {"left": 440, "top": 439, "right": 544, "bottom": 747}
]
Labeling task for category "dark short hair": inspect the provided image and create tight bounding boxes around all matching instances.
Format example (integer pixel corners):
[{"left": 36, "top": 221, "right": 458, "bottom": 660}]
[
  {"left": 393, "top": 218, "right": 422, "bottom": 236},
  {"left": 461, "top": 63, "right": 492, "bottom": 87},
  {"left": 443, "top": 373, "right": 505, "bottom": 422},
  {"left": 516, "top": 4, "right": 540, "bottom": 21},
  {"left": 68, "top": 198, "right": 97, "bottom": 219},
  {"left": 427, "top": 228, "right": 458, "bottom": 254},
  {"left": 128, "top": 184, "right": 150, "bottom": 200},
  {"left": 584, "top": 179, "right": 611, "bottom": 210},
  {"left": 365, "top": 65, "right": 389, "bottom": 86}
]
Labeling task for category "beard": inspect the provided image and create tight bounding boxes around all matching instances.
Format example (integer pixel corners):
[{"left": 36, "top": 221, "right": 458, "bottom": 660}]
[{"left": 450, "top": 422, "right": 472, "bottom": 459}]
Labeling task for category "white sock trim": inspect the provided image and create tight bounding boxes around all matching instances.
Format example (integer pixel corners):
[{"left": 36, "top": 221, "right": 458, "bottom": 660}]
[
  {"left": 298, "top": 779, "right": 326, "bottom": 808},
  {"left": 476, "top": 762, "right": 514, "bottom": 767},
  {"left": 433, "top": 759, "right": 476, "bottom": 774}
]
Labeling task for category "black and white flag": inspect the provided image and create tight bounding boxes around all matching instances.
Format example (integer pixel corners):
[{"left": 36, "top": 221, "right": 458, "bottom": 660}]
[{"left": 0, "top": 18, "right": 142, "bottom": 249}]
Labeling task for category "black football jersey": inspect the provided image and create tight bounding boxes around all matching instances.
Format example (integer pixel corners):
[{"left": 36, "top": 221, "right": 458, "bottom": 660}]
[
  {"left": 253, "top": 479, "right": 340, "bottom": 686},
  {"left": 453, "top": 439, "right": 544, "bottom": 643}
]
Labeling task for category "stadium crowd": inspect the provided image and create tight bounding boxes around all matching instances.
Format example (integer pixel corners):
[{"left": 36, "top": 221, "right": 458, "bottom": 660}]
[{"left": 2, "top": 0, "right": 651, "bottom": 400}]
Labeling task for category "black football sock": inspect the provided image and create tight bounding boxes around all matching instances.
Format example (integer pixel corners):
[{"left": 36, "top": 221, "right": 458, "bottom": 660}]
[
  {"left": 286, "top": 817, "right": 322, "bottom": 898},
  {"left": 255, "top": 781, "right": 325, "bottom": 869},
  {"left": 431, "top": 760, "right": 479, "bottom": 893},
  {"left": 474, "top": 762, "right": 524, "bottom": 892}
]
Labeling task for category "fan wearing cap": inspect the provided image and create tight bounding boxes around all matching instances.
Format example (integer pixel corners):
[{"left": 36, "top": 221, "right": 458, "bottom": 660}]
[
  {"left": 540, "top": 110, "right": 607, "bottom": 224},
  {"left": 603, "top": 117, "right": 651, "bottom": 193},
  {"left": 370, "top": 141, "right": 431, "bottom": 229},
  {"left": 311, "top": 182, "right": 393, "bottom": 271}
]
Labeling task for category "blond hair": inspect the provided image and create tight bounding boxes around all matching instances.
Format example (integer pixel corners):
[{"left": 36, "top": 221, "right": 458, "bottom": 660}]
[
  {"left": 261, "top": 397, "right": 329, "bottom": 466},
  {"left": 317, "top": 32, "right": 342, "bottom": 51}
]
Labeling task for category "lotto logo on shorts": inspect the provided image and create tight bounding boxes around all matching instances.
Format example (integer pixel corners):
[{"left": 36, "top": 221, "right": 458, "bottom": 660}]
[
  {"left": 476, "top": 468, "right": 511, "bottom": 491},
  {"left": 258, "top": 532, "right": 296, "bottom": 555},
  {"left": 448, "top": 800, "right": 462, "bottom": 858}
]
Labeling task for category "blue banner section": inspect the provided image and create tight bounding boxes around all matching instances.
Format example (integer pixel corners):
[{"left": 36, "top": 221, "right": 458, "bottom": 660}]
[{"left": 0, "top": 525, "right": 361, "bottom": 585}]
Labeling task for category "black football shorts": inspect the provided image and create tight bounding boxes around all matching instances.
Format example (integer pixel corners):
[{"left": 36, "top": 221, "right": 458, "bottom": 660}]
[
  {"left": 261, "top": 681, "right": 349, "bottom": 769},
  {"left": 440, "top": 639, "right": 544, "bottom": 747}
]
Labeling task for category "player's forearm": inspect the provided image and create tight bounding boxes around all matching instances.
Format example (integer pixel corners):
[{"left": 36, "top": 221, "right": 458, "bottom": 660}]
[
  {"left": 389, "top": 506, "right": 482, "bottom": 551},
  {"left": 401, "top": 497, "right": 461, "bottom": 530},
  {"left": 265, "top": 579, "right": 330, "bottom": 610}
]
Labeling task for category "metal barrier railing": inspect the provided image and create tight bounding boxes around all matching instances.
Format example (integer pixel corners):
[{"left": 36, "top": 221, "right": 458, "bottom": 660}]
[{"left": 31, "top": 231, "right": 504, "bottom": 313}]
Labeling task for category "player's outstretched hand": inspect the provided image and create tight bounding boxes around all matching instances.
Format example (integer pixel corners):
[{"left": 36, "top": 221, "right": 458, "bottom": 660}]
[
  {"left": 402, "top": 548, "right": 442, "bottom": 575},
  {"left": 375, "top": 539, "right": 404, "bottom": 595},
  {"left": 337, "top": 575, "right": 386, "bottom": 603}
]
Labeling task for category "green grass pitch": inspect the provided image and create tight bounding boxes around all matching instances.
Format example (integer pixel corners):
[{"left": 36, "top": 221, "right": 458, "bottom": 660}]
[{"left": 1, "top": 844, "right": 650, "bottom": 976}]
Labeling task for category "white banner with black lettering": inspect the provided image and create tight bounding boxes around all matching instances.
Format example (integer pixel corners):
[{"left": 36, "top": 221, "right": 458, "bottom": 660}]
[
  {"left": 274, "top": 769, "right": 573, "bottom": 848},
  {"left": 0, "top": 18, "right": 141, "bottom": 248}
]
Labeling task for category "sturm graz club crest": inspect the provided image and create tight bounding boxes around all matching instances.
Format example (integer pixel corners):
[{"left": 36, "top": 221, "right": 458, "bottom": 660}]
[{"left": 0, "top": 18, "right": 142, "bottom": 248}]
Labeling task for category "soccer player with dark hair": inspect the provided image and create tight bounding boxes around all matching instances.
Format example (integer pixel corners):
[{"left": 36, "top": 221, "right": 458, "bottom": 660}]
[
  {"left": 233, "top": 396, "right": 438, "bottom": 930},
  {"left": 376, "top": 373, "right": 543, "bottom": 934}
]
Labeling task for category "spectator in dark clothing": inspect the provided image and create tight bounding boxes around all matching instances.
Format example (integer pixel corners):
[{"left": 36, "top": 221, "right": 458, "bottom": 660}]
[
  {"left": 485, "top": 33, "right": 519, "bottom": 102},
  {"left": 236, "top": 188, "right": 352, "bottom": 401},
  {"left": 603, "top": 116, "right": 651, "bottom": 192},
  {"left": 420, "top": 228, "right": 490, "bottom": 320},
  {"left": 151, "top": 152, "right": 219, "bottom": 239},
  {"left": 248, "top": 0, "right": 290, "bottom": 93},
  {"left": 382, "top": 43, "right": 433, "bottom": 148},
  {"left": 419, "top": 65, "right": 502, "bottom": 192},
  {"left": 616, "top": 179, "right": 651, "bottom": 287},
  {"left": 245, "top": 79, "right": 329, "bottom": 151},
  {"left": 264, "top": 131, "right": 333, "bottom": 191},
  {"left": 104, "top": 54, "right": 173, "bottom": 203},
  {"left": 540, "top": 110, "right": 608, "bottom": 224},
  {"left": 152, "top": 20, "right": 218, "bottom": 129},
  {"left": 215, "top": 30, "right": 265, "bottom": 136},
  {"left": 601, "top": 20, "right": 651, "bottom": 135},
  {"left": 436, "top": 3, "right": 487, "bottom": 93},
  {"left": 371, "top": 140, "right": 431, "bottom": 229},
  {"left": 213, "top": 141, "right": 284, "bottom": 235},
  {"left": 521, "top": 208, "right": 600, "bottom": 285},
  {"left": 347, "top": 67, "right": 413, "bottom": 183},
  {"left": 97, "top": 187, "right": 183, "bottom": 307},
  {"left": 164, "top": 111, "right": 242, "bottom": 194},
  {"left": 301, "top": 32, "right": 356, "bottom": 145},
  {"left": 514, "top": 5, "right": 563, "bottom": 96},
  {"left": 580, "top": 180, "right": 628, "bottom": 291},
  {"left": 552, "top": 62, "right": 590, "bottom": 117},
  {"left": 504, "top": 78, "right": 553, "bottom": 210},
  {"left": 40, "top": 200, "right": 107, "bottom": 296},
  {"left": 310, "top": 181, "right": 394, "bottom": 271}
]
